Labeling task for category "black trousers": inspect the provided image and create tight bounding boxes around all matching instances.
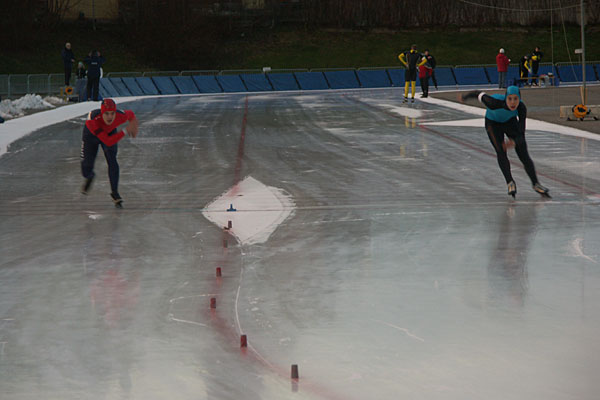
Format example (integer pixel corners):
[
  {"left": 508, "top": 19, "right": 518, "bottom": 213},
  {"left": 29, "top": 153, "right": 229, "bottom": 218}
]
[
  {"left": 485, "top": 118, "right": 538, "bottom": 185},
  {"left": 64, "top": 66, "right": 72, "bottom": 86},
  {"left": 87, "top": 76, "right": 100, "bottom": 101},
  {"left": 81, "top": 130, "right": 120, "bottom": 194},
  {"left": 420, "top": 77, "right": 429, "bottom": 97},
  {"left": 430, "top": 69, "right": 438, "bottom": 88}
]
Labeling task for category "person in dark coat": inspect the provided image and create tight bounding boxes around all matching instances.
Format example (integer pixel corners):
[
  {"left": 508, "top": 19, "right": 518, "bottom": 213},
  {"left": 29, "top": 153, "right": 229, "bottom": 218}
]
[
  {"left": 61, "top": 42, "right": 75, "bottom": 86},
  {"left": 423, "top": 49, "right": 438, "bottom": 90},
  {"left": 84, "top": 50, "right": 106, "bottom": 101},
  {"left": 530, "top": 46, "right": 544, "bottom": 86}
]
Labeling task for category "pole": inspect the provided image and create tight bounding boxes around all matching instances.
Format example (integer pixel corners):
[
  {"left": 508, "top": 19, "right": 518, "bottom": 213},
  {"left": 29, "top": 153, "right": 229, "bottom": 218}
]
[{"left": 580, "top": 0, "right": 586, "bottom": 104}]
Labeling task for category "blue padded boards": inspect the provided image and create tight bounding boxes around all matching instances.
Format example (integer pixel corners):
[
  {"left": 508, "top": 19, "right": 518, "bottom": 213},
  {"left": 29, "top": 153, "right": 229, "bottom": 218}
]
[
  {"left": 135, "top": 77, "right": 159, "bottom": 95},
  {"left": 386, "top": 69, "right": 422, "bottom": 86},
  {"left": 99, "top": 78, "right": 119, "bottom": 97},
  {"left": 323, "top": 70, "right": 360, "bottom": 89},
  {"left": 506, "top": 66, "right": 521, "bottom": 86},
  {"left": 387, "top": 69, "right": 405, "bottom": 86},
  {"left": 240, "top": 74, "right": 272, "bottom": 91},
  {"left": 453, "top": 67, "right": 489, "bottom": 85},
  {"left": 121, "top": 77, "right": 144, "bottom": 96},
  {"left": 433, "top": 67, "right": 457, "bottom": 86},
  {"left": 151, "top": 76, "right": 179, "bottom": 94},
  {"left": 171, "top": 76, "right": 200, "bottom": 94},
  {"left": 557, "top": 65, "right": 596, "bottom": 82},
  {"left": 535, "top": 64, "right": 554, "bottom": 77},
  {"left": 216, "top": 75, "right": 247, "bottom": 92},
  {"left": 108, "top": 78, "right": 132, "bottom": 96},
  {"left": 485, "top": 67, "right": 499, "bottom": 84},
  {"left": 267, "top": 73, "right": 299, "bottom": 91},
  {"left": 357, "top": 70, "right": 392, "bottom": 88},
  {"left": 192, "top": 75, "right": 223, "bottom": 93},
  {"left": 294, "top": 72, "right": 329, "bottom": 90}
]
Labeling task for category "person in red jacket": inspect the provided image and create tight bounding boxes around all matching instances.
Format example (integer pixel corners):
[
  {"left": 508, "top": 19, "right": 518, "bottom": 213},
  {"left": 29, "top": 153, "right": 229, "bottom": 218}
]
[
  {"left": 419, "top": 62, "right": 432, "bottom": 98},
  {"left": 496, "top": 48, "right": 511, "bottom": 89},
  {"left": 80, "top": 98, "right": 138, "bottom": 207}
]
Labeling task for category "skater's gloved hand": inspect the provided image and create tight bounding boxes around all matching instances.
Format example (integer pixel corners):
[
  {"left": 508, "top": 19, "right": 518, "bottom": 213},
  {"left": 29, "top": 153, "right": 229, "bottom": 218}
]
[
  {"left": 126, "top": 117, "right": 139, "bottom": 138},
  {"left": 461, "top": 91, "right": 480, "bottom": 101}
]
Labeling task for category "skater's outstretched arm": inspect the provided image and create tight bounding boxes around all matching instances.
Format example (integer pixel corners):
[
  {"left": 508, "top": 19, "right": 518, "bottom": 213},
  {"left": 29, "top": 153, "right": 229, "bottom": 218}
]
[{"left": 461, "top": 91, "right": 505, "bottom": 109}]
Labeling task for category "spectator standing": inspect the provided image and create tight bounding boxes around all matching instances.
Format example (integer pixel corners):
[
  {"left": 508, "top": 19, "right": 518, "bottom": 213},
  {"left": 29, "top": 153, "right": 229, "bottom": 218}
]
[
  {"left": 75, "top": 62, "right": 87, "bottom": 102},
  {"left": 496, "top": 48, "right": 510, "bottom": 88},
  {"left": 61, "top": 42, "right": 75, "bottom": 86},
  {"left": 530, "top": 46, "right": 543, "bottom": 86},
  {"left": 398, "top": 44, "right": 427, "bottom": 103},
  {"left": 519, "top": 55, "right": 531, "bottom": 86},
  {"left": 423, "top": 49, "right": 438, "bottom": 89},
  {"left": 85, "top": 50, "right": 106, "bottom": 101},
  {"left": 419, "top": 62, "right": 432, "bottom": 98}
]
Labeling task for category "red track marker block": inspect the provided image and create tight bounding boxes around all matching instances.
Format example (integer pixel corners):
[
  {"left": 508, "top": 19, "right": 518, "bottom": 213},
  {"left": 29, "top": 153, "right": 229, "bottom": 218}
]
[
  {"left": 228, "top": 220, "right": 232, "bottom": 229},
  {"left": 210, "top": 297, "right": 216, "bottom": 309},
  {"left": 240, "top": 334, "right": 248, "bottom": 348},
  {"left": 216, "top": 267, "right": 222, "bottom": 277},
  {"left": 291, "top": 364, "right": 299, "bottom": 380},
  {"left": 223, "top": 239, "right": 228, "bottom": 248}
]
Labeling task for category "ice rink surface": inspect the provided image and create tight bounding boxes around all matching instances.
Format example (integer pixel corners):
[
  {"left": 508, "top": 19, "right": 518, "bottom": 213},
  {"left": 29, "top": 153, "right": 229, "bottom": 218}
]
[{"left": 1, "top": 89, "right": 600, "bottom": 399}]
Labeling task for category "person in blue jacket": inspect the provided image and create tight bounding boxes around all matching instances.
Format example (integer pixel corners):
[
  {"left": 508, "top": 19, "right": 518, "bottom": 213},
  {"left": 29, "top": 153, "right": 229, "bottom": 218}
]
[
  {"left": 84, "top": 50, "right": 106, "bottom": 101},
  {"left": 462, "top": 86, "right": 550, "bottom": 198}
]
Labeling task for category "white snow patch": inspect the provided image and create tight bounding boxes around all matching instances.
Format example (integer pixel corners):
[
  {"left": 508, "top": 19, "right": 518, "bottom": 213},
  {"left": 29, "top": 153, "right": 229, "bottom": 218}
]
[
  {"left": 202, "top": 176, "right": 295, "bottom": 245},
  {"left": 0, "top": 94, "right": 66, "bottom": 120},
  {"left": 419, "top": 96, "right": 600, "bottom": 141},
  {"left": 378, "top": 104, "right": 424, "bottom": 118}
]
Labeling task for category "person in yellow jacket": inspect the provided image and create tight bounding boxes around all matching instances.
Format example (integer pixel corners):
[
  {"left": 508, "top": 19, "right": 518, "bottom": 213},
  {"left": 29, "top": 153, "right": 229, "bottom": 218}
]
[
  {"left": 519, "top": 55, "right": 531, "bottom": 86},
  {"left": 398, "top": 44, "right": 428, "bottom": 103}
]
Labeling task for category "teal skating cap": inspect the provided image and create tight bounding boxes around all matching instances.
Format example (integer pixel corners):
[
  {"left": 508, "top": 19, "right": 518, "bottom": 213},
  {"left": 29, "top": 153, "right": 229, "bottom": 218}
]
[{"left": 506, "top": 85, "right": 521, "bottom": 98}]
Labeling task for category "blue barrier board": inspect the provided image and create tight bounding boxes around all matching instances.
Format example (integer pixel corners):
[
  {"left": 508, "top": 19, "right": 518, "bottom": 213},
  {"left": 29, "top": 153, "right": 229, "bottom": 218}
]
[
  {"left": 192, "top": 75, "right": 223, "bottom": 93},
  {"left": 108, "top": 78, "right": 133, "bottom": 96},
  {"left": 356, "top": 70, "right": 392, "bottom": 88},
  {"left": 433, "top": 67, "right": 456, "bottom": 86},
  {"left": 151, "top": 76, "right": 179, "bottom": 94},
  {"left": 267, "top": 73, "right": 299, "bottom": 91},
  {"left": 121, "top": 77, "right": 144, "bottom": 96},
  {"left": 135, "top": 77, "right": 159, "bottom": 95},
  {"left": 294, "top": 72, "right": 329, "bottom": 90},
  {"left": 240, "top": 74, "right": 272, "bottom": 91},
  {"left": 171, "top": 76, "right": 200, "bottom": 94},
  {"left": 453, "top": 67, "right": 489, "bottom": 85},
  {"left": 99, "top": 78, "right": 120, "bottom": 97},
  {"left": 216, "top": 75, "right": 247, "bottom": 92},
  {"left": 323, "top": 70, "right": 360, "bottom": 89}
]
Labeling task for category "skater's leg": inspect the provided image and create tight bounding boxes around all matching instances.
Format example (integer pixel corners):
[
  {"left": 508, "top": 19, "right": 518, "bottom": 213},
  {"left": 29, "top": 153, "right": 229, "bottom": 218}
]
[
  {"left": 511, "top": 133, "right": 539, "bottom": 185},
  {"left": 431, "top": 70, "right": 438, "bottom": 89},
  {"left": 404, "top": 81, "right": 410, "bottom": 99},
  {"left": 81, "top": 133, "right": 99, "bottom": 179},
  {"left": 102, "top": 143, "right": 120, "bottom": 195},
  {"left": 486, "top": 121, "right": 513, "bottom": 183},
  {"left": 86, "top": 79, "right": 94, "bottom": 102},
  {"left": 411, "top": 81, "right": 416, "bottom": 98}
]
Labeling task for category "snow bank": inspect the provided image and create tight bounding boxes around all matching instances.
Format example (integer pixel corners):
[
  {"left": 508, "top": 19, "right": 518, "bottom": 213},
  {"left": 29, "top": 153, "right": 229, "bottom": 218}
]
[{"left": 0, "top": 94, "right": 67, "bottom": 120}]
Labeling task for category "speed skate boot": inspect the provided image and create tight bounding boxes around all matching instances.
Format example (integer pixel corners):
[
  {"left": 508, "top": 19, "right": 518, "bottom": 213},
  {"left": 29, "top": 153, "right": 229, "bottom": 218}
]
[
  {"left": 533, "top": 182, "right": 551, "bottom": 198},
  {"left": 507, "top": 181, "right": 517, "bottom": 198},
  {"left": 81, "top": 174, "right": 95, "bottom": 195},
  {"left": 111, "top": 192, "right": 123, "bottom": 208}
]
